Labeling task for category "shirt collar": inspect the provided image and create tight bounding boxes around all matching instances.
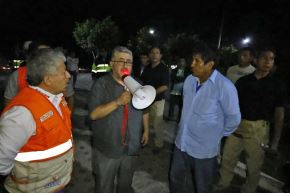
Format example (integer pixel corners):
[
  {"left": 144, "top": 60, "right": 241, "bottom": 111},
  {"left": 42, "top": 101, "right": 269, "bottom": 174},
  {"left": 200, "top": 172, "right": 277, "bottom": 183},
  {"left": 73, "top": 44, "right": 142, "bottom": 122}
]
[
  {"left": 194, "top": 69, "right": 218, "bottom": 84},
  {"left": 208, "top": 70, "right": 218, "bottom": 83},
  {"left": 29, "top": 86, "right": 63, "bottom": 106}
]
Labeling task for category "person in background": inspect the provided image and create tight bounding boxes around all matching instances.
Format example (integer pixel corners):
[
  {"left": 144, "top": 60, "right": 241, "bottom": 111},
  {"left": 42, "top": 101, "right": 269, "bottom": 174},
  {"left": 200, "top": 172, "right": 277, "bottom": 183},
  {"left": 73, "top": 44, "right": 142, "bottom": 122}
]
[
  {"left": 215, "top": 48, "right": 287, "bottom": 193},
  {"left": 133, "top": 52, "right": 149, "bottom": 79},
  {"left": 89, "top": 46, "right": 149, "bottom": 193},
  {"left": 169, "top": 43, "right": 241, "bottom": 193},
  {"left": 0, "top": 48, "right": 73, "bottom": 193},
  {"left": 4, "top": 40, "right": 75, "bottom": 110},
  {"left": 140, "top": 45, "right": 170, "bottom": 154},
  {"left": 66, "top": 51, "right": 79, "bottom": 87},
  {"left": 91, "top": 48, "right": 111, "bottom": 80},
  {"left": 166, "top": 58, "right": 188, "bottom": 122},
  {"left": 226, "top": 47, "right": 256, "bottom": 83}
]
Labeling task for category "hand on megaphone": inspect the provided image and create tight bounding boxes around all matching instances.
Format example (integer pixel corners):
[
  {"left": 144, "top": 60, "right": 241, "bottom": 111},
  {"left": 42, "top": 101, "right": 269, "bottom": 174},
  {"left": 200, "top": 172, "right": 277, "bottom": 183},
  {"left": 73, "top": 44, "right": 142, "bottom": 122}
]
[
  {"left": 120, "top": 68, "right": 156, "bottom": 109},
  {"left": 116, "top": 91, "right": 132, "bottom": 106}
]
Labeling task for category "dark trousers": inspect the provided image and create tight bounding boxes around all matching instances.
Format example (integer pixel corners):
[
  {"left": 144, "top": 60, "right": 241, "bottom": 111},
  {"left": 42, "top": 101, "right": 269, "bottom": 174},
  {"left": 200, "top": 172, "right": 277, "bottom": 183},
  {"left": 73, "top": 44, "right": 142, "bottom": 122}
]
[
  {"left": 93, "top": 149, "right": 136, "bottom": 193},
  {"left": 168, "top": 94, "right": 182, "bottom": 120},
  {"left": 170, "top": 146, "right": 218, "bottom": 193}
]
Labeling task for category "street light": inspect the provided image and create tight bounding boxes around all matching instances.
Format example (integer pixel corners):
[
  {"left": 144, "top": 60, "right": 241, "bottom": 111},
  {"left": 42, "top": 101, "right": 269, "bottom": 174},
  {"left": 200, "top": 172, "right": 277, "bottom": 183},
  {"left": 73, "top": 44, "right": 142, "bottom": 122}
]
[
  {"left": 242, "top": 37, "right": 251, "bottom": 45},
  {"left": 149, "top": 28, "right": 155, "bottom": 35}
]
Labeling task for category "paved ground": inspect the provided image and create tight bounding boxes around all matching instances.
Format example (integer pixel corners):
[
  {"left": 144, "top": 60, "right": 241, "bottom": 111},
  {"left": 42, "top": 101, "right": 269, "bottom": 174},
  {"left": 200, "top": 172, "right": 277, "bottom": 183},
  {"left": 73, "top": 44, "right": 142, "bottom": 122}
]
[
  {"left": 64, "top": 73, "right": 284, "bottom": 193},
  {"left": 0, "top": 72, "right": 289, "bottom": 193},
  {"left": 65, "top": 87, "right": 176, "bottom": 193}
]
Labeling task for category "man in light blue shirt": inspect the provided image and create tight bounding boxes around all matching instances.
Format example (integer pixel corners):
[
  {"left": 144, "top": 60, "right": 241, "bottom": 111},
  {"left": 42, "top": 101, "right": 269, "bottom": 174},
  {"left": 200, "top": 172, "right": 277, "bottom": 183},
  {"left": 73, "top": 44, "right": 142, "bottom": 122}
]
[{"left": 169, "top": 43, "right": 241, "bottom": 193}]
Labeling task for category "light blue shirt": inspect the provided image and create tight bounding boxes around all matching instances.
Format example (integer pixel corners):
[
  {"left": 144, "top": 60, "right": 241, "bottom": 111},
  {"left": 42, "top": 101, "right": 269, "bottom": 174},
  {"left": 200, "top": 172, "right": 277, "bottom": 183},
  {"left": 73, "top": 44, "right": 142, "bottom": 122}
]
[{"left": 175, "top": 70, "right": 241, "bottom": 159}]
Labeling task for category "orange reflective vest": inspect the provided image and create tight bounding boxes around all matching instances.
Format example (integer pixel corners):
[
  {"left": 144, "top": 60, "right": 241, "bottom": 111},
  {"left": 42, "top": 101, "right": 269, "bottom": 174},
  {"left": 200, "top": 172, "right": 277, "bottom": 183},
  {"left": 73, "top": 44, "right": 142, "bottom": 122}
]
[
  {"left": 3, "top": 87, "right": 72, "bottom": 162},
  {"left": 17, "top": 66, "right": 28, "bottom": 90}
]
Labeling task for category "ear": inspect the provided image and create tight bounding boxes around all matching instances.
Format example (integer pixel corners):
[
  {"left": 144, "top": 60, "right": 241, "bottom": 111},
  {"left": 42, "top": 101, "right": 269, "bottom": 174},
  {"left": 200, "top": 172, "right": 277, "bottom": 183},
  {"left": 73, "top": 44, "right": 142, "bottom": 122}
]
[
  {"left": 207, "top": 61, "right": 214, "bottom": 69},
  {"left": 43, "top": 75, "right": 52, "bottom": 86}
]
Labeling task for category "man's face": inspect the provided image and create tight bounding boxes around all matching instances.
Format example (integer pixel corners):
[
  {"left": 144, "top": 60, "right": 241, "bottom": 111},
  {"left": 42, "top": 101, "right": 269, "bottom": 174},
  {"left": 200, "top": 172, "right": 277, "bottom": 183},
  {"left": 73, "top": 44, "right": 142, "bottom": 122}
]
[
  {"left": 149, "top": 48, "right": 162, "bottom": 64},
  {"left": 48, "top": 61, "right": 71, "bottom": 94},
  {"left": 110, "top": 52, "right": 133, "bottom": 80},
  {"left": 190, "top": 54, "right": 213, "bottom": 79},
  {"left": 140, "top": 55, "right": 149, "bottom": 66},
  {"left": 256, "top": 51, "right": 275, "bottom": 73},
  {"left": 239, "top": 50, "right": 253, "bottom": 66}
]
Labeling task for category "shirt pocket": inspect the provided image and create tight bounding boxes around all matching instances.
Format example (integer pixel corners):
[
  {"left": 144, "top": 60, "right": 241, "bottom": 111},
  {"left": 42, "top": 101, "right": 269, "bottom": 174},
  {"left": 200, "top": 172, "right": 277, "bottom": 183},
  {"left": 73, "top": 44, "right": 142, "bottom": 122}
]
[
  {"left": 42, "top": 116, "right": 58, "bottom": 132},
  {"left": 36, "top": 117, "right": 59, "bottom": 145}
]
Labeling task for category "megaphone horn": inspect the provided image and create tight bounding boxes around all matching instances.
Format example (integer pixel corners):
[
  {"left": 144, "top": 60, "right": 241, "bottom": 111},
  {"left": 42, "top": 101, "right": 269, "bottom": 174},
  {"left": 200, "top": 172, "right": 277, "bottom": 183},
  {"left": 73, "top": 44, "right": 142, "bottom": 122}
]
[{"left": 122, "top": 75, "right": 156, "bottom": 109}]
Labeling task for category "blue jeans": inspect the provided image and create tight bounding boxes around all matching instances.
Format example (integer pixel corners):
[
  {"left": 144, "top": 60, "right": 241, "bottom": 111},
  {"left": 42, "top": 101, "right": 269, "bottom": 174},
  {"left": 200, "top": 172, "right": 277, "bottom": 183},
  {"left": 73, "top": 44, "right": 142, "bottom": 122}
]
[{"left": 169, "top": 146, "right": 218, "bottom": 193}]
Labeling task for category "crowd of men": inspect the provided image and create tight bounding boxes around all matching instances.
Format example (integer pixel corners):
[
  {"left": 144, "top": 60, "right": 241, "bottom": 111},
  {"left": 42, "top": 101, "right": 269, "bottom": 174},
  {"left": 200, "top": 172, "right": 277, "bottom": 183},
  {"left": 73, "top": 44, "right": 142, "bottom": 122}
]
[{"left": 0, "top": 40, "right": 287, "bottom": 193}]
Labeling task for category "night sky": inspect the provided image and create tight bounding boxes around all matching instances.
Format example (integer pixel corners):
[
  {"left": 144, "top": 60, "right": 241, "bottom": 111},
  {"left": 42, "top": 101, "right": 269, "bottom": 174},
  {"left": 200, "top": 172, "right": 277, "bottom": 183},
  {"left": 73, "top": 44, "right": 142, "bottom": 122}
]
[{"left": 1, "top": 0, "right": 290, "bottom": 58}]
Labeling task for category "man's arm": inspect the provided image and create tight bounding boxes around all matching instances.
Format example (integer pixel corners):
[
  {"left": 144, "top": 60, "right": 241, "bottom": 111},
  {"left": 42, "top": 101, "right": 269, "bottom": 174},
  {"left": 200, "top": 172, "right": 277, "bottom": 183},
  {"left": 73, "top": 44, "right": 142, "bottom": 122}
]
[
  {"left": 141, "top": 111, "right": 149, "bottom": 145},
  {"left": 0, "top": 107, "right": 35, "bottom": 175},
  {"left": 89, "top": 91, "right": 131, "bottom": 120},
  {"left": 156, "top": 85, "right": 168, "bottom": 95},
  {"left": 220, "top": 83, "right": 241, "bottom": 136},
  {"left": 4, "top": 71, "right": 19, "bottom": 106},
  {"left": 155, "top": 65, "right": 170, "bottom": 95},
  {"left": 270, "top": 106, "right": 285, "bottom": 150}
]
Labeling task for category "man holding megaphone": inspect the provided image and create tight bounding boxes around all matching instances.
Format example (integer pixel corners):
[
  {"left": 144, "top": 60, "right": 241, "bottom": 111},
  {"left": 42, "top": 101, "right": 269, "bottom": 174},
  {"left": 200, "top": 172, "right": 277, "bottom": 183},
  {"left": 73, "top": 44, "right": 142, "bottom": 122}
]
[{"left": 88, "top": 46, "right": 150, "bottom": 193}]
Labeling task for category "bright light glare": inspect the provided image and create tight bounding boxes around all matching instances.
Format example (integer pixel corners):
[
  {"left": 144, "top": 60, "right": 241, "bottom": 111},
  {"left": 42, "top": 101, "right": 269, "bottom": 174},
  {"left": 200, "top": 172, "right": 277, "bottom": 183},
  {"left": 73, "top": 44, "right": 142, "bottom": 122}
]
[
  {"left": 242, "top": 37, "right": 251, "bottom": 45},
  {"left": 149, "top": 29, "right": 155, "bottom": 34}
]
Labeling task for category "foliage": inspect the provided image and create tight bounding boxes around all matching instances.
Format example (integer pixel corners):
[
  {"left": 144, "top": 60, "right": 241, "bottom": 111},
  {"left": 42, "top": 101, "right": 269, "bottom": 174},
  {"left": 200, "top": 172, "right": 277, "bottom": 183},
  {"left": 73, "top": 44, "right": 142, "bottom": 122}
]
[
  {"left": 73, "top": 16, "right": 120, "bottom": 56},
  {"left": 164, "top": 33, "right": 201, "bottom": 62},
  {"left": 127, "top": 27, "right": 159, "bottom": 55},
  {"left": 217, "top": 44, "right": 238, "bottom": 74}
]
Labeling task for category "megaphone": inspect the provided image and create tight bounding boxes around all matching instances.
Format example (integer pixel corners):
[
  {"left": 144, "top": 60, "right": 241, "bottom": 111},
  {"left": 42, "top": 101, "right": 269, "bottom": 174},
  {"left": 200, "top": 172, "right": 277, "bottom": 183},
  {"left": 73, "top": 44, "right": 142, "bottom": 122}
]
[{"left": 122, "top": 73, "right": 156, "bottom": 110}]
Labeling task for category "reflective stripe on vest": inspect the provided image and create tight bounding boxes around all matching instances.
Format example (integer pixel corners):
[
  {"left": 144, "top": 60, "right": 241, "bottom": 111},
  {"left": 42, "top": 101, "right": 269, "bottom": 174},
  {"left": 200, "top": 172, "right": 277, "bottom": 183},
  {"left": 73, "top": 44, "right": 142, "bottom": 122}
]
[
  {"left": 91, "top": 63, "right": 111, "bottom": 73},
  {"left": 14, "top": 139, "right": 73, "bottom": 162}
]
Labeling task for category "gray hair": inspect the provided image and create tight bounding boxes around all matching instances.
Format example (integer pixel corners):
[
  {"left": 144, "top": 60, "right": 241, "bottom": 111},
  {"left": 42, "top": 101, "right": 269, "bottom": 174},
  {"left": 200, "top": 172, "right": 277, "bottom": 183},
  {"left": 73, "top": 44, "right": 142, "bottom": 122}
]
[
  {"left": 27, "top": 48, "right": 66, "bottom": 86},
  {"left": 111, "top": 46, "right": 133, "bottom": 60}
]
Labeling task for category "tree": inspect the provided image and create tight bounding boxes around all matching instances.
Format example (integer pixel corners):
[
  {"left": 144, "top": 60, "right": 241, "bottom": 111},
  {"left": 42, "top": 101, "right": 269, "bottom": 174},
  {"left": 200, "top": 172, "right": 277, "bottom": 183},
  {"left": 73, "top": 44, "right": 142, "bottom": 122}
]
[
  {"left": 164, "top": 33, "right": 201, "bottom": 63},
  {"left": 217, "top": 44, "right": 238, "bottom": 74},
  {"left": 127, "top": 27, "right": 160, "bottom": 55},
  {"left": 73, "top": 16, "right": 120, "bottom": 63}
]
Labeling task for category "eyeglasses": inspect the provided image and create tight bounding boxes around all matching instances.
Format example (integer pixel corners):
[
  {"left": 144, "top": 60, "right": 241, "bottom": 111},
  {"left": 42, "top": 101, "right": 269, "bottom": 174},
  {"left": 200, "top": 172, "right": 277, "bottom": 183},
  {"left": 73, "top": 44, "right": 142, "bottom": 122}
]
[{"left": 112, "top": 60, "right": 133, "bottom": 67}]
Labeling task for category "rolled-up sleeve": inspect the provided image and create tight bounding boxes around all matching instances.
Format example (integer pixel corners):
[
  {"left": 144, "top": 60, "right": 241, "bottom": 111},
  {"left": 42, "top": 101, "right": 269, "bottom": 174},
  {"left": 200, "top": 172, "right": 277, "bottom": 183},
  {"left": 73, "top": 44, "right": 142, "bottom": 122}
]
[{"left": 0, "top": 106, "right": 35, "bottom": 175}]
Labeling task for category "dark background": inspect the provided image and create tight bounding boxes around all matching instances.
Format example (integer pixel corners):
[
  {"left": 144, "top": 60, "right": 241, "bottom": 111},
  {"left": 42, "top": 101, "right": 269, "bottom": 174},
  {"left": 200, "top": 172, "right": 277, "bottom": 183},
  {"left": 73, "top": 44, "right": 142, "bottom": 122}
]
[{"left": 0, "top": 0, "right": 290, "bottom": 61}]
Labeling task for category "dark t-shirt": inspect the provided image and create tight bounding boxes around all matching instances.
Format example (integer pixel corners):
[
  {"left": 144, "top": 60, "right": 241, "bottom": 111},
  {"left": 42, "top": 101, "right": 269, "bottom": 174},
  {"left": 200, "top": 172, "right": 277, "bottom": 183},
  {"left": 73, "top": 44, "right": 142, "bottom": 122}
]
[
  {"left": 88, "top": 73, "right": 143, "bottom": 158},
  {"left": 235, "top": 72, "right": 287, "bottom": 121},
  {"left": 140, "top": 63, "right": 170, "bottom": 101}
]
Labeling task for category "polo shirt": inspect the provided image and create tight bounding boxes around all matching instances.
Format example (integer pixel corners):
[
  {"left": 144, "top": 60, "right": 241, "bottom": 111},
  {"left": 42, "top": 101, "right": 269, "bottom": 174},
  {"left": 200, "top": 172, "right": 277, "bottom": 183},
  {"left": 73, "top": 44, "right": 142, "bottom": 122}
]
[
  {"left": 235, "top": 72, "right": 287, "bottom": 121},
  {"left": 140, "top": 63, "right": 170, "bottom": 101}
]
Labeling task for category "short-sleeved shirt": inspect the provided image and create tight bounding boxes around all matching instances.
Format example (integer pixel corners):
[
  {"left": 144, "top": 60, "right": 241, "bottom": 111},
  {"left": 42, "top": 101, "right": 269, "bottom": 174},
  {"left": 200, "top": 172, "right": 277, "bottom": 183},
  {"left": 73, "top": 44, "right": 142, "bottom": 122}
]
[
  {"left": 140, "top": 63, "right": 169, "bottom": 101},
  {"left": 235, "top": 72, "right": 287, "bottom": 121},
  {"left": 66, "top": 56, "right": 79, "bottom": 72},
  {"left": 4, "top": 70, "right": 74, "bottom": 100},
  {"left": 226, "top": 64, "right": 256, "bottom": 83},
  {"left": 88, "top": 73, "right": 143, "bottom": 158}
]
